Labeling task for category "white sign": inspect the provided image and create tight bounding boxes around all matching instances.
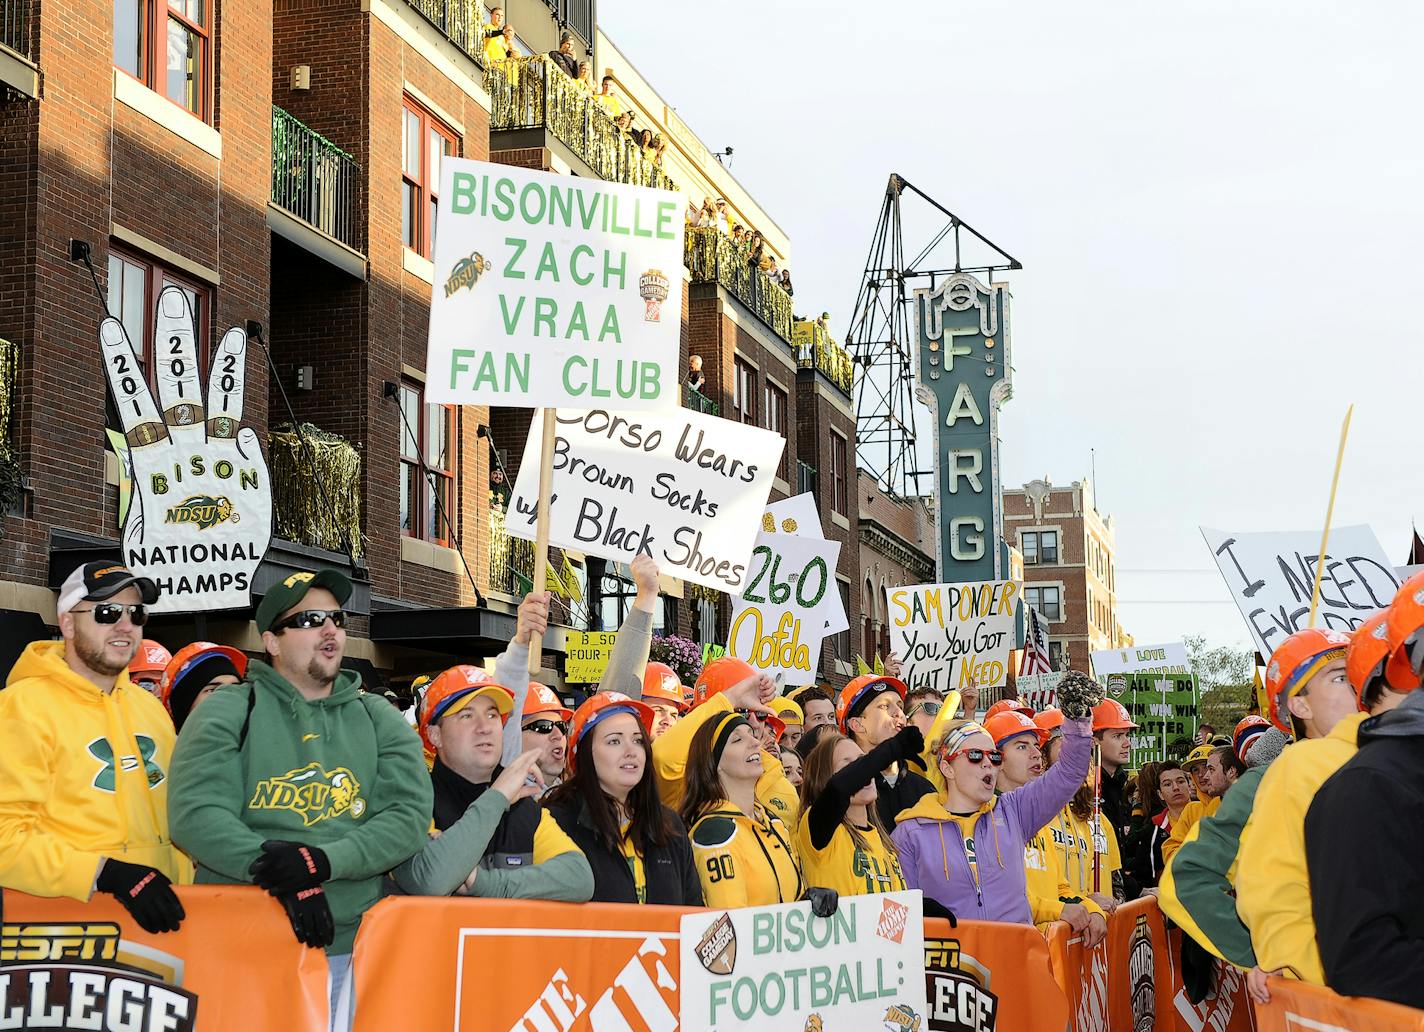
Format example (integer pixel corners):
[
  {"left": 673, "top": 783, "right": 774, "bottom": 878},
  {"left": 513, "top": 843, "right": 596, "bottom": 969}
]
[
  {"left": 728, "top": 533, "right": 841, "bottom": 685},
  {"left": 1202, "top": 525, "right": 1401, "bottom": 658},
  {"left": 1090, "top": 641, "right": 1191, "bottom": 676},
  {"left": 507, "top": 409, "right": 783, "bottom": 591},
  {"left": 760, "top": 492, "right": 848, "bottom": 635},
  {"left": 679, "top": 892, "right": 928, "bottom": 1032},
  {"left": 425, "top": 158, "right": 684, "bottom": 409},
  {"left": 101, "top": 286, "right": 272, "bottom": 613},
  {"left": 887, "top": 580, "right": 1021, "bottom": 692},
  {"left": 1019, "top": 671, "right": 1064, "bottom": 713}
]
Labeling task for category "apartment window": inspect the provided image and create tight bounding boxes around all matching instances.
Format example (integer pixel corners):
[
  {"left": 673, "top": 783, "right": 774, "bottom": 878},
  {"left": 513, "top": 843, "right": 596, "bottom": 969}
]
[
  {"left": 732, "top": 358, "right": 757, "bottom": 425},
  {"left": 403, "top": 98, "right": 459, "bottom": 258},
  {"left": 1025, "top": 585, "right": 1062, "bottom": 621},
  {"left": 113, "top": 0, "right": 211, "bottom": 119},
  {"left": 763, "top": 381, "right": 788, "bottom": 477},
  {"left": 1048, "top": 640, "right": 1066, "bottom": 670},
  {"left": 835, "top": 580, "right": 852, "bottom": 661},
  {"left": 398, "top": 381, "right": 456, "bottom": 544},
  {"left": 106, "top": 248, "right": 208, "bottom": 390},
  {"left": 829, "top": 431, "right": 848, "bottom": 515},
  {"left": 1022, "top": 530, "right": 1058, "bottom": 565}
]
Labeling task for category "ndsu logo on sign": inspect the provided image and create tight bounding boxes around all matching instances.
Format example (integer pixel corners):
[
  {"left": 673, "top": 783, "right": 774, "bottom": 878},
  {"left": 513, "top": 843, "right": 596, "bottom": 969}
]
[
  {"left": 923, "top": 938, "right": 999, "bottom": 1032},
  {"left": 248, "top": 762, "right": 366, "bottom": 826}
]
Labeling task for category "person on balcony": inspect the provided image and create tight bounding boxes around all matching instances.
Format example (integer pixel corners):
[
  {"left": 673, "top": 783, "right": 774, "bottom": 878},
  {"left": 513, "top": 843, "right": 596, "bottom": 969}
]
[
  {"left": 714, "top": 198, "right": 730, "bottom": 234},
  {"left": 780, "top": 269, "right": 794, "bottom": 296},
  {"left": 598, "top": 76, "right": 623, "bottom": 118},
  {"left": 575, "top": 60, "right": 594, "bottom": 93},
  {"left": 686, "top": 354, "right": 706, "bottom": 394},
  {"left": 482, "top": 7, "right": 506, "bottom": 65},
  {"left": 549, "top": 31, "right": 578, "bottom": 79}
]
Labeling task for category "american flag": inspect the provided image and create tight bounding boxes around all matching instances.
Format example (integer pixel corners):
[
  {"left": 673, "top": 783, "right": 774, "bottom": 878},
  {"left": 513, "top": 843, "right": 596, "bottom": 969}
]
[{"left": 1021, "top": 605, "right": 1053, "bottom": 676}]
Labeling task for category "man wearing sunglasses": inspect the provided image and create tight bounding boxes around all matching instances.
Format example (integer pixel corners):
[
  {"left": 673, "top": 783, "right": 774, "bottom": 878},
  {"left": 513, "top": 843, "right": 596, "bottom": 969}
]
[
  {"left": 521, "top": 684, "right": 574, "bottom": 796},
  {"left": 0, "top": 561, "right": 189, "bottom": 933},
  {"left": 169, "top": 567, "right": 433, "bottom": 1028},
  {"left": 905, "top": 686, "right": 945, "bottom": 737}
]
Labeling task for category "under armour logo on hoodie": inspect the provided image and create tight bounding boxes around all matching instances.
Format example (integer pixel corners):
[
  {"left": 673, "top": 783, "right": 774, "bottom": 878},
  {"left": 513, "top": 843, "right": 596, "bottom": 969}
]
[{"left": 87, "top": 736, "right": 165, "bottom": 793}]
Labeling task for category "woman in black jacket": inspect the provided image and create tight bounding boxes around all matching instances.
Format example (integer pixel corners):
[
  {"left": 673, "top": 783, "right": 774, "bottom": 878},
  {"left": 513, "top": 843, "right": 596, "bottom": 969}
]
[{"left": 544, "top": 692, "right": 703, "bottom": 905}]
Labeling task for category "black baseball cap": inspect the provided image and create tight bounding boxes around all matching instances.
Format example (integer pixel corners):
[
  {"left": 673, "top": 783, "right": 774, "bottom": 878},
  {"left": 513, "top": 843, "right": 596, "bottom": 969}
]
[
  {"left": 57, "top": 561, "right": 159, "bottom": 616},
  {"left": 256, "top": 569, "right": 353, "bottom": 633}
]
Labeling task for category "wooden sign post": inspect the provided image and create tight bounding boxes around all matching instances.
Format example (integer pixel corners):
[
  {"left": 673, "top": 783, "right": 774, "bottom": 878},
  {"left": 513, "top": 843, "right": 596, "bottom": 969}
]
[{"left": 528, "top": 408, "right": 558, "bottom": 674}]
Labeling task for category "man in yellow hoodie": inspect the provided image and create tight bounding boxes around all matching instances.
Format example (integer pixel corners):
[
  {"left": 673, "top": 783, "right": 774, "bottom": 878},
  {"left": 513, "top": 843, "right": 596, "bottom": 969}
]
[
  {"left": 0, "top": 562, "right": 188, "bottom": 932},
  {"left": 1235, "top": 624, "right": 1408, "bottom": 1001}
]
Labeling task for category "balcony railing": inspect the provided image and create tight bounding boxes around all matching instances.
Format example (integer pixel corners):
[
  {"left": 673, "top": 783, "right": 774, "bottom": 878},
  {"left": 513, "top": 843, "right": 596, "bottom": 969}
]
[
  {"left": 484, "top": 56, "right": 679, "bottom": 193},
  {"left": 1, "top": 0, "right": 29, "bottom": 59},
  {"left": 488, "top": 504, "right": 577, "bottom": 623},
  {"left": 271, "top": 107, "right": 359, "bottom": 251},
  {"left": 269, "top": 423, "right": 365, "bottom": 558},
  {"left": 684, "top": 228, "right": 794, "bottom": 345},
  {"left": 683, "top": 386, "right": 719, "bottom": 416},
  {"left": 792, "top": 320, "right": 855, "bottom": 396},
  {"left": 403, "top": 0, "right": 487, "bottom": 69}
]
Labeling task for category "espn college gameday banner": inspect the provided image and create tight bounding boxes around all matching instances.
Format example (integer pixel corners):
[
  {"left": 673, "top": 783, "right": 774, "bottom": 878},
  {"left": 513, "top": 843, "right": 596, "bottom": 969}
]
[
  {"left": 1, "top": 886, "right": 327, "bottom": 1031},
  {"left": 1047, "top": 896, "right": 1176, "bottom": 1032}
]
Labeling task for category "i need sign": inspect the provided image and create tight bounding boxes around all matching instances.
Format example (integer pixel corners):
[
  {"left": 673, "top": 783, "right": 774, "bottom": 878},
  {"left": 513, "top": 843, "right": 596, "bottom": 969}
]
[{"left": 425, "top": 158, "right": 685, "bottom": 410}]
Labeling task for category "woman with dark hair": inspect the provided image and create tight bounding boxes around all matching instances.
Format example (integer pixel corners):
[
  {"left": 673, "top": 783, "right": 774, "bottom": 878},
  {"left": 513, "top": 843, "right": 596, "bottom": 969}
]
[
  {"left": 795, "top": 728, "right": 914, "bottom": 897},
  {"left": 680, "top": 712, "right": 804, "bottom": 908},
  {"left": 544, "top": 692, "right": 701, "bottom": 905}
]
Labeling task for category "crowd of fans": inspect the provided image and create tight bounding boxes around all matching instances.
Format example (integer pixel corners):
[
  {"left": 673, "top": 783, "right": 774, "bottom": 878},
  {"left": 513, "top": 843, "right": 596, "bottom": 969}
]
[{"left": 3, "top": 549, "right": 1422, "bottom": 1028}]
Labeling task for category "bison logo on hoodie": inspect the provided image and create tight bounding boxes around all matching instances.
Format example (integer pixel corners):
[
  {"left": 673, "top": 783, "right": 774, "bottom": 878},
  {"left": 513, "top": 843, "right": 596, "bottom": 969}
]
[{"left": 248, "top": 762, "right": 366, "bottom": 826}]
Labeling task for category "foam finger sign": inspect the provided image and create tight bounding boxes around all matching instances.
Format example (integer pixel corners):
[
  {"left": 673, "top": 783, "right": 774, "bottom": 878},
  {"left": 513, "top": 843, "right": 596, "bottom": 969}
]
[{"left": 100, "top": 286, "right": 273, "bottom": 612}]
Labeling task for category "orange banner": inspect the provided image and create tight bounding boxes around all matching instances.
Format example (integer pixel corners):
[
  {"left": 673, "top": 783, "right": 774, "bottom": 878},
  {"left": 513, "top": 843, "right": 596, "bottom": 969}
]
[
  {"left": 1255, "top": 977, "right": 1424, "bottom": 1032},
  {"left": 1, "top": 886, "right": 328, "bottom": 1031},
  {"left": 350, "top": 898, "right": 1069, "bottom": 1031},
  {"left": 1165, "top": 928, "right": 1255, "bottom": 1032},
  {"left": 1048, "top": 896, "right": 1176, "bottom": 1031}
]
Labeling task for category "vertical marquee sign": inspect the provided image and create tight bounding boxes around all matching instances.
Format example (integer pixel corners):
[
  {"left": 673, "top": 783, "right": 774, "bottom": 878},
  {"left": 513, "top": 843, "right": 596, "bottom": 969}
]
[{"left": 914, "top": 273, "right": 1013, "bottom": 582}]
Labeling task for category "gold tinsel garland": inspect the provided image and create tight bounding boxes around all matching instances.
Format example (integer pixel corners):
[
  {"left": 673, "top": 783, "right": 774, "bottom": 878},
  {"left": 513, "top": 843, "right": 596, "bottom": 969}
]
[
  {"left": 0, "top": 338, "right": 20, "bottom": 532},
  {"left": 269, "top": 422, "right": 365, "bottom": 557},
  {"left": 683, "top": 228, "right": 794, "bottom": 344},
  {"left": 792, "top": 320, "right": 855, "bottom": 394}
]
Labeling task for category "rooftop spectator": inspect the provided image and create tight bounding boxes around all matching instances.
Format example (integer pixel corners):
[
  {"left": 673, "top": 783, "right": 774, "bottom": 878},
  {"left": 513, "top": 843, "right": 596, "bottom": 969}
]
[
  {"left": 714, "top": 198, "right": 729, "bottom": 234},
  {"left": 549, "top": 32, "right": 578, "bottom": 79},
  {"left": 598, "top": 76, "right": 623, "bottom": 118},
  {"left": 482, "top": 8, "right": 507, "bottom": 65},
  {"left": 780, "top": 268, "right": 794, "bottom": 296},
  {"left": 575, "top": 60, "right": 594, "bottom": 93}
]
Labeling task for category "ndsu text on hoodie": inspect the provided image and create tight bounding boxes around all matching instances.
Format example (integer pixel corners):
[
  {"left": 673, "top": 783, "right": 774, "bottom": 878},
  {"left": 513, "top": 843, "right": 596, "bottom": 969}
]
[
  {"left": 0, "top": 640, "right": 191, "bottom": 900},
  {"left": 168, "top": 661, "right": 432, "bottom": 954}
]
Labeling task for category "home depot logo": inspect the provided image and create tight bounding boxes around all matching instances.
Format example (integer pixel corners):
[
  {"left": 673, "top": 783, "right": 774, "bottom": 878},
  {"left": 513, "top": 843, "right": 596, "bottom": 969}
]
[
  {"left": 876, "top": 897, "right": 910, "bottom": 945},
  {"left": 504, "top": 935, "right": 677, "bottom": 1032}
]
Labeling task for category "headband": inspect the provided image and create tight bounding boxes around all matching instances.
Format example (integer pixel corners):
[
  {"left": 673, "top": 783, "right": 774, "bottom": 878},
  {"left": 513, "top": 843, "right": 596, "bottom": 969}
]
[
  {"left": 710, "top": 712, "right": 751, "bottom": 768},
  {"left": 938, "top": 722, "right": 989, "bottom": 760}
]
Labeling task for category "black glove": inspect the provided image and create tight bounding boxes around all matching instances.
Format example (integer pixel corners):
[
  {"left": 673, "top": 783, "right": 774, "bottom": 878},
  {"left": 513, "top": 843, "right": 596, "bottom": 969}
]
[
  {"left": 248, "top": 840, "right": 331, "bottom": 896},
  {"left": 922, "top": 896, "right": 958, "bottom": 928},
  {"left": 801, "top": 887, "right": 840, "bottom": 919},
  {"left": 894, "top": 725, "right": 927, "bottom": 771},
  {"left": 96, "top": 858, "right": 185, "bottom": 933},
  {"left": 1056, "top": 671, "right": 1103, "bottom": 721},
  {"left": 277, "top": 886, "right": 336, "bottom": 949}
]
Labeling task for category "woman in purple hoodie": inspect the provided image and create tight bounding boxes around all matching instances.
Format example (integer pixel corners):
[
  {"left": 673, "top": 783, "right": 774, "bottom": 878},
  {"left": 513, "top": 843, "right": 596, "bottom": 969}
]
[{"left": 891, "top": 672, "right": 1101, "bottom": 924}]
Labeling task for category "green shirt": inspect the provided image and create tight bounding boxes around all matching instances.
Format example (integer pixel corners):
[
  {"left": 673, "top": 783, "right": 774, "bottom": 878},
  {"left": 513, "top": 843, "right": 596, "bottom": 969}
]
[{"left": 169, "top": 661, "right": 432, "bottom": 954}]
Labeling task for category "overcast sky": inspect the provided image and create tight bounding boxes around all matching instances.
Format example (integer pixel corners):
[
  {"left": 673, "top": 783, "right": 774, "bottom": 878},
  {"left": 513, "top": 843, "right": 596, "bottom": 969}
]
[{"left": 603, "top": 0, "right": 1423, "bottom": 651}]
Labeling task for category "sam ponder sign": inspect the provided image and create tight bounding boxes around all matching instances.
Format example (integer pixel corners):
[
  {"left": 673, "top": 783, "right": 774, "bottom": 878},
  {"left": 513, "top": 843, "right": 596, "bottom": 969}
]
[
  {"left": 679, "top": 892, "right": 928, "bottom": 1032},
  {"left": 888, "top": 581, "right": 1022, "bottom": 691},
  {"left": 424, "top": 159, "right": 684, "bottom": 410}
]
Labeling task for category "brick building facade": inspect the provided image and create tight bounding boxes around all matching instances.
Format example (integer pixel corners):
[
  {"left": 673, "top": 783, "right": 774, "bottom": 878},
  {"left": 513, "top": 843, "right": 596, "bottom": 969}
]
[{"left": 856, "top": 472, "right": 935, "bottom": 664}]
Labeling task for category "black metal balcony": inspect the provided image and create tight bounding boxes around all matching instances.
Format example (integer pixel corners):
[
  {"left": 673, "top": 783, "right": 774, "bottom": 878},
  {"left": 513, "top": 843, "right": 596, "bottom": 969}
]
[
  {"left": 792, "top": 320, "right": 855, "bottom": 396},
  {"left": 1, "top": 0, "right": 29, "bottom": 59},
  {"left": 404, "top": 0, "right": 487, "bottom": 69},
  {"left": 683, "top": 228, "right": 794, "bottom": 345},
  {"left": 270, "top": 107, "right": 359, "bottom": 250},
  {"left": 683, "top": 387, "right": 719, "bottom": 417}
]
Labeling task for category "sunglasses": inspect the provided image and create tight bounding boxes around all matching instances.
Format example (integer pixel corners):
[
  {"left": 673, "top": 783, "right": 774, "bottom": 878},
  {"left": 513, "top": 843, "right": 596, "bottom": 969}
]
[
  {"left": 271, "top": 609, "right": 347, "bottom": 632},
  {"left": 732, "top": 708, "right": 763, "bottom": 723},
  {"left": 525, "top": 719, "right": 569, "bottom": 736},
  {"left": 949, "top": 748, "right": 1004, "bottom": 767},
  {"left": 908, "top": 700, "right": 943, "bottom": 719},
  {"left": 71, "top": 604, "right": 148, "bottom": 626}
]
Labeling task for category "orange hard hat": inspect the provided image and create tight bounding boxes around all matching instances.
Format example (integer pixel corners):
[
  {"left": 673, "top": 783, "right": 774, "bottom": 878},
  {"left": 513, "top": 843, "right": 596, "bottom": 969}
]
[
  {"left": 692, "top": 656, "right": 759, "bottom": 708},
  {"left": 985, "top": 710, "right": 1049, "bottom": 749},
  {"left": 1232, "top": 715, "right": 1271, "bottom": 764},
  {"left": 836, "top": 673, "right": 909, "bottom": 731},
  {"left": 1091, "top": 698, "right": 1139, "bottom": 732},
  {"left": 1346, "top": 610, "right": 1395, "bottom": 705},
  {"left": 159, "top": 641, "right": 248, "bottom": 716},
  {"left": 985, "top": 698, "right": 1036, "bottom": 721},
  {"left": 1033, "top": 708, "right": 1065, "bottom": 736},
  {"left": 566, "top": 691, "right": 655, "bottom": 772},
  {"left": 130, "top": 640, "right": 172, "bottom": 679},
  {"left": 420, "top": 665, "right": 514, "bottom": 735},
  {"left": 522, "top": 682, "right": 573, "bottom": 723},
  {"left": 1264, "top": 627, "right": 1352, "bottom": 733},
  {"left": 642, "top": 662, "right": 688, "bottom": 712},
  {"left": 1384, "top": 572, "right": 1424, "bottom": 693}
]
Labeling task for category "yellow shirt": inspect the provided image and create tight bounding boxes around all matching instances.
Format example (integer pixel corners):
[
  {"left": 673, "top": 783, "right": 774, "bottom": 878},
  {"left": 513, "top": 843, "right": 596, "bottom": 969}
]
[
  {"left": 1046, "top": 805, "right": 1120, "bottom": 898},
  {"left": 483, "top": 25, "right": 509, "bottom": 65},
  {"left": 1236, "top": 713, "right": 1366, "bottom": 985},
  {"left": 1161, "top": 795, "right": 1220, "bottom": 865},
  {"left": 597, "top": 92, "right": 623, "bottom": 118},
  {"left": 794, "top": 819, "right": 905, "bottom": 898},
  {"left": 1023, "top": 826, "right": 1102, "bottom": 927},
  {"left": 948, "top": 812, "right": 980, "bottom": 881},
  {"left": 618, "top": 821, "right": 646, "bottom": 904},
  {"left": 690, "top": 803, "right": 801, "bottom": 909}
]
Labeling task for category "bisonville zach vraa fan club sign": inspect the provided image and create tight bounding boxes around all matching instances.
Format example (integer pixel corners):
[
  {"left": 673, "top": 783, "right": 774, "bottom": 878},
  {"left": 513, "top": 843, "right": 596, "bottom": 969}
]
[
  {"left": 680, "top": 892, "right": 929, "bottom": 1032},
  {"left": 424, "top": 158, "right": 685, "bottom": 410},
  {"left": 100, "top": 287, "right": 273, "bottom": 612}
]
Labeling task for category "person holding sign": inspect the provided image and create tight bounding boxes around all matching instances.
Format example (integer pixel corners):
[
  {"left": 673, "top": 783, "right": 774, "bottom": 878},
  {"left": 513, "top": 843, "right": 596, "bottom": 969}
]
[
  {"left": 641, "top": 662, "right": 689, "bottom": 739},
  {"left": 836, "top": 674, "right": 936, "bottom": 829},
  {"left": 544, "top": 692, "right": 702, "bottom": 906},
  {"left": 892, "top": 672, "right": 1101, "bottom": 925},
  {"left": 794, "top": 729, "right": 913, "bottom": 898}
]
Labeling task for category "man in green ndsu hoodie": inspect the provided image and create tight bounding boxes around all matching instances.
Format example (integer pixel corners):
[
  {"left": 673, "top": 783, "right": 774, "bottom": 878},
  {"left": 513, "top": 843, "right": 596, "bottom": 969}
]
[{"left": 168, "top": 568, "right": 431, "bottom": 1029}]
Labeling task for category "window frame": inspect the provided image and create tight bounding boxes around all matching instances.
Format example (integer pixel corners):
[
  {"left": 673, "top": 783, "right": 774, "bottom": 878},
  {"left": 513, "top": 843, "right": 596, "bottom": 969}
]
[
  {"left": 113, "top": 0, "right": 213, "bottom": 122},
  {"left": 106, "top": 245, "right": 210, "bottom": 394},
  {"left": 829, "top": 430, "right": 849, "bottom": 515},
  {"left": 1022, "top": 531, "right": 1039, "bottom": 565},
  {"left": 398, "top": 379, "right": 457, "bottom": 546},
  {"left": 402, "top": 96, "right": 461, "bottom": 259},
  {"left": 836, "top": 578, "right": 853, "bottom": 662},
  {"left": 1041, "top": 529, "right": 1058, "bottom": 564},
  {"left": 732, "top": 357, "right": 757, "bottom": 426},
  {"left": 763, "top": 379, "right": 788, "bottom": 479}
]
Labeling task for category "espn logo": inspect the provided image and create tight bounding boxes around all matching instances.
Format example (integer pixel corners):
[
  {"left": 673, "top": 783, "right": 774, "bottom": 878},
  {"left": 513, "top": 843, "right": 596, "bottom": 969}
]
[{"left": 0, "top": 923, "right": 120, "bottom": 963}]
